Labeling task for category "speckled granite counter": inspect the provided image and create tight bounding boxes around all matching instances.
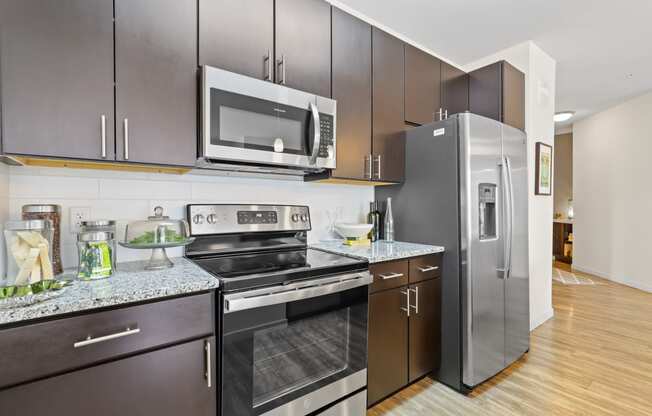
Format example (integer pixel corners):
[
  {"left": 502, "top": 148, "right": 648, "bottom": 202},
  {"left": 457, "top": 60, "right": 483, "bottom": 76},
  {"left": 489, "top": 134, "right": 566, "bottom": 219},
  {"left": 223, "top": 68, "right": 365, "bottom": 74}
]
[
  {"left": 0, "top": 257, "right": 219, "bottom": 327},
  {"left": 311, "top": 240, "right": 444, "bottom": 264}
]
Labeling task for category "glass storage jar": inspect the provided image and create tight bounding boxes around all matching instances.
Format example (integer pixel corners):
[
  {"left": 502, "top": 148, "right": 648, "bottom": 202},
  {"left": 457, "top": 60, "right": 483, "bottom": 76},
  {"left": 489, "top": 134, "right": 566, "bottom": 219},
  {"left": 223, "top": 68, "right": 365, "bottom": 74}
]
[
  {"left": 3, "top": 220, "right": 54, "bottom": 288},
  {"left": 77, "top": 231, "right": 116, "bottom": 280},
  {"left": 21, "top": 204, "right": 62, "bottom": 275}
]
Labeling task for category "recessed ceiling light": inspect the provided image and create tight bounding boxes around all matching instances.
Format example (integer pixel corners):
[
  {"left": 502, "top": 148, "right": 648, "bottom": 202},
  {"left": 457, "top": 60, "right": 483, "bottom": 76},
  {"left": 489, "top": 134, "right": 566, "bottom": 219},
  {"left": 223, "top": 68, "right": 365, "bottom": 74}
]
[{"left": 554, "top": 111, "right": 575, "bottom": 123}]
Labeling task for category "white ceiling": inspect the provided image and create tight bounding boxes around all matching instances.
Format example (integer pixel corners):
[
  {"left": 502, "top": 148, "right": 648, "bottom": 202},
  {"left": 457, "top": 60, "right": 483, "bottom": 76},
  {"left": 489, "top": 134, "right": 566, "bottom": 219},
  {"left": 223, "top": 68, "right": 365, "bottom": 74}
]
[{"left": 334, "top": 0, "right": 652, "bottom": 129}]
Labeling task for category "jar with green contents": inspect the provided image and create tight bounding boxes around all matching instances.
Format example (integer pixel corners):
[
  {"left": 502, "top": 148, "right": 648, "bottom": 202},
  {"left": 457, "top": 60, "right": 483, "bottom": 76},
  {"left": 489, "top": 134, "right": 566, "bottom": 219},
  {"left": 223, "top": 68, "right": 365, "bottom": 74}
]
[{"left": 77, "top": 231, "right": 116, "bottom": 280}]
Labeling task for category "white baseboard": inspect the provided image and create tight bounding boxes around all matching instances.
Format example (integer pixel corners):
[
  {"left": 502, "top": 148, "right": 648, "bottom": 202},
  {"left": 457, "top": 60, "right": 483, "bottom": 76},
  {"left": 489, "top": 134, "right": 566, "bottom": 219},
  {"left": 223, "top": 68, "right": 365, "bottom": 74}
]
[
  {"left": 530, "top": 306, "right": 554, "bottom": 331},
  {"left": 573, "top": 264, "right": 652, "bottom": 293}
]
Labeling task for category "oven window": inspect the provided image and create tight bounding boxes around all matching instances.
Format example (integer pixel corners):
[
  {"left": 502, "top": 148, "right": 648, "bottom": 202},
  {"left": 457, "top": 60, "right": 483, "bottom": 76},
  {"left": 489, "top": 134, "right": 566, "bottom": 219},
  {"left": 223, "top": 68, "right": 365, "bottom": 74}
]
[
  {"left": 221, "top": 286, "right": 368, "bottom": 416},
  {"left": 252, "top": 308, "right": 349, "bottom": 407},
  {"left": 210, "top": 89, "right": 311, "bottom": 156}
]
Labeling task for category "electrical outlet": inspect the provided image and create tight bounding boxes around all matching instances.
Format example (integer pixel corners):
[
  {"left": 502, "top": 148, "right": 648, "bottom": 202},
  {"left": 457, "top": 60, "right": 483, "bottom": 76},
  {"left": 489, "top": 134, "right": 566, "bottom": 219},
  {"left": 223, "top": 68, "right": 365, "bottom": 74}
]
[{"left": 69, "top": 207, "right": 91, "bottom": 233}]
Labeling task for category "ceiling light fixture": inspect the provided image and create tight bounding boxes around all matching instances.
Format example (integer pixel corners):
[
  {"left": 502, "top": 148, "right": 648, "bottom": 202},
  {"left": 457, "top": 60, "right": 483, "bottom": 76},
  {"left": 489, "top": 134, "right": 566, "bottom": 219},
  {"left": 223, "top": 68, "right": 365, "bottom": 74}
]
[{"left": 554, "top": 111, "right": 575, "bottom": 123}]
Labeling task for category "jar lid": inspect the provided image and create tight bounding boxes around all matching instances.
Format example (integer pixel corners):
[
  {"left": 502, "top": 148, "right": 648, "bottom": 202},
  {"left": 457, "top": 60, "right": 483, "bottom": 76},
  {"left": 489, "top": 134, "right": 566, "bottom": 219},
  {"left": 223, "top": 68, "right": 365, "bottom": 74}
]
[
  {"left": 81, "top": 219, "right": 116, "bottom": 227},
  {"left": 5, "top": 219, "right": 51, "bottom": 231},
  {"left": 22, "top": 204, "right": 61, "bottom": 214},
  {"left": 78, "top": 231, "right": 114, "bottom": 242}
]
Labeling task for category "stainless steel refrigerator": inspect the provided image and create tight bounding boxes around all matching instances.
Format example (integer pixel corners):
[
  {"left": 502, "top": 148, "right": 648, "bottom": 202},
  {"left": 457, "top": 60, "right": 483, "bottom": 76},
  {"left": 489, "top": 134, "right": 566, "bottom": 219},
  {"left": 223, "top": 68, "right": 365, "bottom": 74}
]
[{"left": 377, "top": 112, "right": 529, "bottom": 392}]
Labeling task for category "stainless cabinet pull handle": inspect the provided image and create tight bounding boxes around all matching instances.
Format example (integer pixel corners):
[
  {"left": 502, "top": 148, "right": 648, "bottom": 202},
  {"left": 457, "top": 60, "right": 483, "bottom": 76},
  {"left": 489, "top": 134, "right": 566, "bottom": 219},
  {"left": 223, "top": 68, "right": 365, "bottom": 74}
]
[
  {"left": 264, "top": 50, "right": 272, "bottom": 81},
  {"left": 438, "top": 108, "right": 443, "bottom": 121},
  {"left": 445, "top": 109, "right": 448, "bottom": 119},
  {"left": 379, "top": 272, "right": 404, "bottom": 280},
  {"left": 400, "top": 289, "right": 411, "bottom": 317},
  {"left": 417, "top": 265, "right": 439, "bottom": 272},
  {"left": 277, "top": 55, "right": 286, "bottom": 85},
  {"left": 410, "top": 286, "right": 419, "bottom": 314},
  {"left": 364, "top": 154, "right": 372, "bottom": 180},
  {"left": 123, "top": 118, "right": 129, "bottom": 160},
  {"left": 100, "top": 115, "right": 107, "bottom": 159},
  {"left": 205, "top": 340, "right": 212, "bottom": 388},
  {"left": 373, "top": 155, "right": 382, "bottom": 180},
  {"left": 73, "top": 327, "right": 140, "bottom": 348}
]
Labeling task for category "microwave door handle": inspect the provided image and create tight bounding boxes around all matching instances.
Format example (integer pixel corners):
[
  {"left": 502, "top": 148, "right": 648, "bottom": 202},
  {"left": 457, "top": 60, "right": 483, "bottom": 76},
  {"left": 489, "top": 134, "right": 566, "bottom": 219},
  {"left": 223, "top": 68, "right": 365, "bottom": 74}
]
[{"left": 309, "top": 102, "right": 321, "bottom": 165}]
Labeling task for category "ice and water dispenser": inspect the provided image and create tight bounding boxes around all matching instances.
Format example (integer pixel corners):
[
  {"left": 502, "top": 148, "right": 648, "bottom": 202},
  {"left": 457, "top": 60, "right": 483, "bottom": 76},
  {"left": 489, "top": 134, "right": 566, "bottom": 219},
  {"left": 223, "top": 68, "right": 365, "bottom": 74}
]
[{"left": 478, "top": 183, "right": 497, "bottom": 240}]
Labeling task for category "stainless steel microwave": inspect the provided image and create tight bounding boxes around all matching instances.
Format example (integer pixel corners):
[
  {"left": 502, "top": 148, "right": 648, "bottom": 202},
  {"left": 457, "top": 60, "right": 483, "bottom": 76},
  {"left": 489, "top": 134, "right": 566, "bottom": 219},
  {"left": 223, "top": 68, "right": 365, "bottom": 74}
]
[{"left": 199, "top": 66, "right": 336, "bottom": 174}]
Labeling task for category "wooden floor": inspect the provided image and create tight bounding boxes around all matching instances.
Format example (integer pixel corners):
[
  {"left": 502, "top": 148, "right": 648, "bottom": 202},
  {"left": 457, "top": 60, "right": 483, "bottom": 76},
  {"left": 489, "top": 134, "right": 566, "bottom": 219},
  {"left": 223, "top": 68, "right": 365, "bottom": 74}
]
[{"left": 368, "top": 266, "right": 652, "bottom": 415}]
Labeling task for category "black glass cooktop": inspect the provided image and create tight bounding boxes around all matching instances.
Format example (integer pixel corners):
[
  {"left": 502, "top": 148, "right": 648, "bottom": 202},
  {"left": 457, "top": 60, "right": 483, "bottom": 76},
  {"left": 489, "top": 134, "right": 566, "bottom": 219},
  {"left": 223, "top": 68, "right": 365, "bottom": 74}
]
[{"left": 191, "top": 248, "right": 367, "bottom": 292}]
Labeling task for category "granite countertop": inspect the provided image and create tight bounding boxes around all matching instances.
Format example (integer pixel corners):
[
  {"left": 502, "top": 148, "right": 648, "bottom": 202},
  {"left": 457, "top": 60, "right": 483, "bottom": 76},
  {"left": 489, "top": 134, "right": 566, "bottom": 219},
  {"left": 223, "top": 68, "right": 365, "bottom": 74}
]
[
  {"left": 311, "top": 240, "right": 445, "bottom": 264},
  {"left": 0, "top": 257, "right": 219, "bottom": 327}
]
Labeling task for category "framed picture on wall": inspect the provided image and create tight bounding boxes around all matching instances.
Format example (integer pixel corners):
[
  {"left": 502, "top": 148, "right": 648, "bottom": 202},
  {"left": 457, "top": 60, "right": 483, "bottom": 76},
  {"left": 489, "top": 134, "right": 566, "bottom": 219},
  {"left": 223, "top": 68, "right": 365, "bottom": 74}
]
[{"left": 535, "top": 142, "right": 553, "bottom": 195}]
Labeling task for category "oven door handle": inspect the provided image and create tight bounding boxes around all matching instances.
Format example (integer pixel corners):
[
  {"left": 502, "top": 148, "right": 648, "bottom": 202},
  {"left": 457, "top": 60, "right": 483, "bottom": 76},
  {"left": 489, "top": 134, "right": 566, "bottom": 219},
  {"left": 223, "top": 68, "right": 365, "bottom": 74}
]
[
  {"left": 223, "top": 271, "right": 372, "bottom": 313},
  {"left": 309, "top": 102, "right": 321, "bottom": 165}
]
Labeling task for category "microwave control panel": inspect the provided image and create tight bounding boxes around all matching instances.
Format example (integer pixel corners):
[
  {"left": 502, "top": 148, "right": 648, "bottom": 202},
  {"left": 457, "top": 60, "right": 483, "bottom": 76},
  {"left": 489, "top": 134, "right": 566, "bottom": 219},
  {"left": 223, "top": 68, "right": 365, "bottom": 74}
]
[{"left": 318, "top": 114, "right": 335, "bottom": 158}]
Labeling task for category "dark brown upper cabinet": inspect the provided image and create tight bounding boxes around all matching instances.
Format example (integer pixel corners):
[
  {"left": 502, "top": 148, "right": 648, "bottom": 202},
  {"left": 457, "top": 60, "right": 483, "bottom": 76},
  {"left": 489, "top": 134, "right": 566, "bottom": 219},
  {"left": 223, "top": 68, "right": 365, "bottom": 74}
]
[
  {"left": 275, "top": 0, "right": 331, "bottom": 97},
  {"left": 372, "top": 28, "right": 405, "bottom": 183},
  {"left": 114, "top": 0, "right": 197, "bottom": 166},
  {"left": 469, "top": 60, "right": 525, "bottom": 131},
  {"left": 441, "top": 61, "right": 469, "bottom": 117},
  {"left": 404, "top": 45, "right": 441, "bottom": 125},
  {"left": 198, "top": 0, "right": 274, "bottom": 81},
  {"left": 0, "top": 0, "right": 115, "bottom": 160},
  {"left": 331, "top": 8, "right": 372, "bottom": 181}
]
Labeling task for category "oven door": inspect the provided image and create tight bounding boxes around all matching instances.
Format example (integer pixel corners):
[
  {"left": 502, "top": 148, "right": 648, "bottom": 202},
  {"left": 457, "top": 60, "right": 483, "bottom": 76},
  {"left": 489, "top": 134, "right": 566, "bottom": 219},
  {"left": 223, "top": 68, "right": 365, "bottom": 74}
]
[
  {"left": 202, "top": 66, "right": 336, "bottom": 171},
  {"left": 220, "top": 271, "right": 370, "bottom": 416}
]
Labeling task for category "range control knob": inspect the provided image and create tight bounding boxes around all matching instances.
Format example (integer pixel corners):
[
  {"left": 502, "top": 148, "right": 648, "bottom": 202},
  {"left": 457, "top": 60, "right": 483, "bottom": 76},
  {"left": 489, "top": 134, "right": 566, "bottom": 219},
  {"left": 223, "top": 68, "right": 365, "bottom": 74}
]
[
  {"left": 300, "top": 214, "right": 309, "bottom": 222},
  {"left": 291, "top": 214, "right": 300, "bottom": 223},
  {"left": 192, "top": 214, "right": 204, "bottom": 225},
  {"left": 206, "top": 214, "right": 217, "bottom": 224}
]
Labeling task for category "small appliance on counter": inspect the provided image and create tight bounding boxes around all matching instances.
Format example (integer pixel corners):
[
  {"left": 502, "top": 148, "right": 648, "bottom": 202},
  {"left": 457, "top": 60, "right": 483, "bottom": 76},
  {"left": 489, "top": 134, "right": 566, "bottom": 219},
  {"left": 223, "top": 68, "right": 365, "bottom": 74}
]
[
  {"left": 21, "top": 204, "right": 62, "bottom": 275},
  {"left": 185, "top": 204, "right": 370, "bottom": 416},
  {"left": 120, "top": 207, "right": 194, "bottom": 270}
]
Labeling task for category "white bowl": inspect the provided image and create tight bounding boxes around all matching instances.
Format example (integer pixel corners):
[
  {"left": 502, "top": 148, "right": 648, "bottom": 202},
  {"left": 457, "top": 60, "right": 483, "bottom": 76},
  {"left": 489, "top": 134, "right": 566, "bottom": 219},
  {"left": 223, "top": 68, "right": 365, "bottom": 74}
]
[{"left": 334, "top": 223, "right": 373, "bottom": 239}]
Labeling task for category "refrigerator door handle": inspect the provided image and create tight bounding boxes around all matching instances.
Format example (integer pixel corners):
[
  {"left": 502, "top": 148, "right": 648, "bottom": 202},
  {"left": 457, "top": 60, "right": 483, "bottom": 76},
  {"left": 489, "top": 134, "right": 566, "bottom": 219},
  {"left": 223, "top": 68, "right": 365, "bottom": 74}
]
[{"left": 504, "top": 155, "right": 515, "bottom": 279}]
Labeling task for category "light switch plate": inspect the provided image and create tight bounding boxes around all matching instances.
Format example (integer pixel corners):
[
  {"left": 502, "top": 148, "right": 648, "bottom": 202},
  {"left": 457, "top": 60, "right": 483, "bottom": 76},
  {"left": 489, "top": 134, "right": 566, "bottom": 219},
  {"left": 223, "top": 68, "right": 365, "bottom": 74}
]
[{"left": 69, "top": 207, "right": 91, "bottom": 233}]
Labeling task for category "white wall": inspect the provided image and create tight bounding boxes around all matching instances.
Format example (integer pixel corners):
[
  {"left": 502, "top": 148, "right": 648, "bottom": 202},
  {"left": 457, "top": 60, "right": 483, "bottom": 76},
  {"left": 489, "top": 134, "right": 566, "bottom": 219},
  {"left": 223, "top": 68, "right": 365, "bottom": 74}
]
[
  {"left": 4, "top": 167, "right": 373, "bottom": 271},
  {"left": 464, "top": 41, "right": 557, "bottom": 330},
  {"left": 573, "top": 90, "right": 652, "bottom": 292}
]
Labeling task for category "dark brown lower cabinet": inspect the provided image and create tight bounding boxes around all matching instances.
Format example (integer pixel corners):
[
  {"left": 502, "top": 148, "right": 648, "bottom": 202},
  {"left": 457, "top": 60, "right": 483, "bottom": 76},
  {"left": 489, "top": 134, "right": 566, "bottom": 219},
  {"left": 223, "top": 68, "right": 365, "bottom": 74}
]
[
  {"left": 368, "top": 287, "right": 408, "bottom": 405},
  {"left": 409, "top": 278, "right": 442, "bottom": 382},
  {"left": 368, "top": 257, "right": 442, "bottom": 407},
  {"left": 0, "top": 337, "right": 216, "bottom": 416}
]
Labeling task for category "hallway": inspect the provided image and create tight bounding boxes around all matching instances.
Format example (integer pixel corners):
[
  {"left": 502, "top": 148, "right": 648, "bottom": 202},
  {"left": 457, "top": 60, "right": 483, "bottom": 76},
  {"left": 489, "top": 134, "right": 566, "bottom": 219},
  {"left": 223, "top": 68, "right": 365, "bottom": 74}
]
[{"left": 368, "top": 270, "right": 652, "bottom": 415}]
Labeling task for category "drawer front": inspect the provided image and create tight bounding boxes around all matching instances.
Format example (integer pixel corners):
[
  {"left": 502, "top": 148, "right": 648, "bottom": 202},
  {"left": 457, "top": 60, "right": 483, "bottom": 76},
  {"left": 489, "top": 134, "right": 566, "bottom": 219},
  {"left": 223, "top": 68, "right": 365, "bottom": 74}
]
[
  {"left": 0, "top": 292, "right": 214, "bottom": 389},
  {"left": 409, "top": 254, "right": 442, "bottom": 283},
  {"left": 369, "top": 260, "right": 409, "bottom": 293}
]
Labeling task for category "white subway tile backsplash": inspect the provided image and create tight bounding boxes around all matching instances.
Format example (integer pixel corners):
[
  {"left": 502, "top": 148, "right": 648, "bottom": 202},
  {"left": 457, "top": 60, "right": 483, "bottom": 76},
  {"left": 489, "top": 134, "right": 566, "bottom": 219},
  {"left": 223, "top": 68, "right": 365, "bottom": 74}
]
[{"left": 3, "top": 167, "right": 374, "bottom": 269}]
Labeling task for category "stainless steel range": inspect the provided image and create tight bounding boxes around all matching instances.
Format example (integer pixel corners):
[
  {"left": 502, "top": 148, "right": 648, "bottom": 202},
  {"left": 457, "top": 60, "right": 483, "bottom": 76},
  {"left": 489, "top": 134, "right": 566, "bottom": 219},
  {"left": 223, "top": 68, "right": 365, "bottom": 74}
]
[{"left": 185, "top": 204, "right": 370, "bottom": 416}]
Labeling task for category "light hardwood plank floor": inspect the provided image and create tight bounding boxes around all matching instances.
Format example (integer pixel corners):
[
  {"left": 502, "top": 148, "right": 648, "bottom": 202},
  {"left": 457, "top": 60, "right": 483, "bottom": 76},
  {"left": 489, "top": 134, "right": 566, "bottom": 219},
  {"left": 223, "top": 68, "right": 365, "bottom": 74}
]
[{"left": 368, "top": 267, "right": 652, "bottom": 415}]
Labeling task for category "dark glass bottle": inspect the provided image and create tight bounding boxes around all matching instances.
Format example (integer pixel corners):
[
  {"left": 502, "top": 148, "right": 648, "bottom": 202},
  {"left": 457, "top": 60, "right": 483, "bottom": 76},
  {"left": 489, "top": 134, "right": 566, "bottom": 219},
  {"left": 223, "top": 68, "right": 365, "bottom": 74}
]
[
  {"left": 367, "top": 202, "right": 376, "bottom": 241},
  {"left": 373, "top": 201, "right": 381, "bottom": 242}
]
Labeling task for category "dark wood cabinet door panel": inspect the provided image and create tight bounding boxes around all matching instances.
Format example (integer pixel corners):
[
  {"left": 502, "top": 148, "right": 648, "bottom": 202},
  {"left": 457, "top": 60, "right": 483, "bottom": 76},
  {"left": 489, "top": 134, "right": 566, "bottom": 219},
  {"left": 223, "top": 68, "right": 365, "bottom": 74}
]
[
  {"left": 0, "top": 338, "right": 217, "bottom": 416},
  {"left": 369, "top": 259, "right": 409, "bottom": 294},
  {"left": 441, "top": 61, "right": 469, "bottom": 116},
  {"left": 275, "top": 0, "right": 331, "bottom": 97},
  {"left": 502, "top": 61, "right": 525, "bottom": 131},
  {"left": 115, "top": 0, "right": 197, "bottom": 166},
  {"left": 408, "top": 278, "right": 441, "bottom": 382},
  {"left": 368, "top": 287, "right": 409, "bottom": 405},
  {"left": 331, "top": 8, "right": 372, "bottom": 180},
  {"left": 199, "top": 0, "right": 274, "bottom": 80},
  {"left": 0, "top": 293, "right": 214, "bottom": 389},
  {"left": 404, "top": 45, "right": 440, "bottom": 125},
  {"left": 0, "top": 0, "right": 114, "bottom": 160},
  {"left": 409, "top": 253, "right": 443, "bottom": 284},
  {"left": 372, "top": 28, "right": 405, "bottom": 183}
]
